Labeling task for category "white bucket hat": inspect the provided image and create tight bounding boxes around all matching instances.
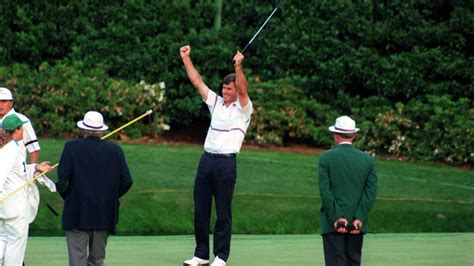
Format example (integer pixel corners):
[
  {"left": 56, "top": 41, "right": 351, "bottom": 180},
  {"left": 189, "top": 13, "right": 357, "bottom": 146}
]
[
  {"left": 329, "top": 115, "right": 359, "bottom": 133},
  {"left": 77, "top": 111, "right": 109, "bottom": 131},
  {"left": 0, "top": 87, "right": 13, "bottom": 100}
]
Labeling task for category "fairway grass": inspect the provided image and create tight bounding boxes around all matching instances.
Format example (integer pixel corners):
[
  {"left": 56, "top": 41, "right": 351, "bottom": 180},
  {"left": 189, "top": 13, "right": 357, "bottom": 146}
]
[
  {"left": 31, "top": 139, "right": 473, "bottom": 235},
  {"left": 25, "top": 233, "right": 473, "bottom": 265}
]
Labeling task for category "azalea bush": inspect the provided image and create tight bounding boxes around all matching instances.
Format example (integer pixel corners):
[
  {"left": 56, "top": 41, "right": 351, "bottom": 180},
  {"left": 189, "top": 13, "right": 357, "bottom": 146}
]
[
  {"left": 0, "top": 62, "right": 169, "bottom": 138},
  {"left": 247, "top": 77, "right": 336, "bottom": 146},
  {"left": 356, "top": 95, "right": 473, "bottom": 165}
]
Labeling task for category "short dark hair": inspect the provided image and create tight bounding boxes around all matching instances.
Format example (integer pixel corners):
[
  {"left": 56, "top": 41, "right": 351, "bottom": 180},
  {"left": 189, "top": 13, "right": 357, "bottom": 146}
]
[
  {"left": 223, "top": 73, "right": 236, "bottom": 84},
  {"left": 81, "top": 129, "right": 103, "bottom": 137},
  {"left": 335, "top": 132, "right": 356, "bottom": 139}
]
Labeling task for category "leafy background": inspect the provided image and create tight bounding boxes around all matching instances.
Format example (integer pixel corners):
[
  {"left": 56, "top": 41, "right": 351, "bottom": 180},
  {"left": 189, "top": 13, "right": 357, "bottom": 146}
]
[{"left": 0, "top": 0, "right": 472, "bottom": 164}]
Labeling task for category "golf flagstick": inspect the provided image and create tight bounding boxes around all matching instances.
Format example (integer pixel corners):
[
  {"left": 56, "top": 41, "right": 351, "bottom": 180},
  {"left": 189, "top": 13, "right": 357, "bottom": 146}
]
[{"left": 0, "top": 109, "right": 154, "bottom": 204}]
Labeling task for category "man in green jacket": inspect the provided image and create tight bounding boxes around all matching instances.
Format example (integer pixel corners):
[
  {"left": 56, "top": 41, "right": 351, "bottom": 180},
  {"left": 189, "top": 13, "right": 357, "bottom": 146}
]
[{"left": 318, "top": 115, "right": 377, "bottom": 266}]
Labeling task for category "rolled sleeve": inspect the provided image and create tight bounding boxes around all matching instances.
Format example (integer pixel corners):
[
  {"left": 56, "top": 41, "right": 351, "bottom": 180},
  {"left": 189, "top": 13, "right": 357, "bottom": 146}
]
[
  {"left": 22, "top": 121, "right": 40, "bottom": 153},
  {"left": 240, "top": 99, "right": 253, "bottom": 119},
  {"left": 205, "top": 88, "right": 217, "bottom": 104}
]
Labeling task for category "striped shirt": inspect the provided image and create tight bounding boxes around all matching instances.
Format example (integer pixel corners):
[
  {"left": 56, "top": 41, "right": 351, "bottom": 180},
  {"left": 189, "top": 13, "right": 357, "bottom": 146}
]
[
  {"left": 203, "top": 89, "right": 253, "bottom": 154},
  {"left": 0, "top": 108, "right": 41, "bottom": 158}
]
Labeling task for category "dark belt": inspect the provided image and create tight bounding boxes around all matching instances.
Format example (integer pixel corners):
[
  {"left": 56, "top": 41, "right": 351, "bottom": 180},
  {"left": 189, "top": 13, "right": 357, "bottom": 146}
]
[{"left": 204, "top": 151, "right": 236, "bottom": 157}]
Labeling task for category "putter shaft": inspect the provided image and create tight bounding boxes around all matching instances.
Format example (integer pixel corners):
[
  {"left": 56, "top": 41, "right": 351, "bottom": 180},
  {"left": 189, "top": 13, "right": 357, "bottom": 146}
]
[{"left": 241, "top": 5, "right": 279, "bottom": 53}]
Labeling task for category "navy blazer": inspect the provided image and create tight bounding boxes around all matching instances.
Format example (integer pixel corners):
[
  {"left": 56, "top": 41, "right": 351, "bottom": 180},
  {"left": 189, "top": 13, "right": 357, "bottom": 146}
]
[{"left": 57, "top": 136, "right": 133, "bottom": 233}]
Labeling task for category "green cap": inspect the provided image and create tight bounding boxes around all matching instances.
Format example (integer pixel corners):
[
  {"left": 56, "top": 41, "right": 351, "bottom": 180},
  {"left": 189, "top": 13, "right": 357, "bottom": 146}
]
[{"left": 1, "top": 114, "right": 26, "bottom": 130}]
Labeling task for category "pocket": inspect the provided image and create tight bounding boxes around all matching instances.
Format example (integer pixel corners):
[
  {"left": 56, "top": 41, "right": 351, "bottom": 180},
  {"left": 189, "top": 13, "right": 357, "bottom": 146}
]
[{"left": 217, "top": 157, "right": 237, "bottom": 181}]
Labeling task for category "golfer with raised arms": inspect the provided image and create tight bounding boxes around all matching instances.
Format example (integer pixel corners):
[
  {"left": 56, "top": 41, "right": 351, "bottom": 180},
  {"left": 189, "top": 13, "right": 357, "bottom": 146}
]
[
  {"left": 180, "top": 45, "right": 253, "bottom": 266},
  {"left": 318, "top": 115, "right": 377, "bottom": 266}
]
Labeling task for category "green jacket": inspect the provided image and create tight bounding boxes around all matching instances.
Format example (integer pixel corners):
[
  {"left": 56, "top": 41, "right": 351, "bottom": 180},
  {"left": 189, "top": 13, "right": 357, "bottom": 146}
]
[{"left": 318, "top": 144, "right": 377, "bottom": 234}]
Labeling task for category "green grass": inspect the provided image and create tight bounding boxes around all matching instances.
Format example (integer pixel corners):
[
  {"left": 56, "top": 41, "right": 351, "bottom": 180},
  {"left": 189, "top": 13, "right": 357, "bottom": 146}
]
[
  {"left": 24, "top": 233, "right": 474, "bottom": 265},
  {"left": 30, "top": 139, "right": 474, "bottom": 235}
]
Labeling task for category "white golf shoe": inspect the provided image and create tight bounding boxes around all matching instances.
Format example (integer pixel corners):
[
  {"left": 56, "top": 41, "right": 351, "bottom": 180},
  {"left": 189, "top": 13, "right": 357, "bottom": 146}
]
[
  {"left": 210, "top": 256, "right": 226, "bottom": 266},
  {"left": 183, "top": 256, "right": 209, "bottom": 266}
]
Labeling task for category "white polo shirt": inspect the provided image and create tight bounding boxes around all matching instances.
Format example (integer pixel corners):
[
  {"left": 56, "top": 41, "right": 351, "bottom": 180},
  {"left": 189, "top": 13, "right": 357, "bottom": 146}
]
[
  {"left": 203, "top": 89, "right": 253, "bottom": 154},
  {"left": 0, "top": 108, "right": 41, "bottom": 158}
]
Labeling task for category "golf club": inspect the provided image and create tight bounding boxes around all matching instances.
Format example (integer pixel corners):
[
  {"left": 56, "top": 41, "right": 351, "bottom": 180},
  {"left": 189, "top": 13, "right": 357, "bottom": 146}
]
[
  {"left": 240, "top": 4, "right": 280, "bottom": 54},
  {"left": 0, "top": 109, "right": 154, "bottom": 204}
]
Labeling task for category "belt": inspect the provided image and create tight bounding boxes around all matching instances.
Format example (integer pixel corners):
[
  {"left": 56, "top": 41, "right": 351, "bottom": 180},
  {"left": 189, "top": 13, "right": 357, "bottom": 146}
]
[{"left": 204, "top": 151, "right": 236, "bottom": 157}]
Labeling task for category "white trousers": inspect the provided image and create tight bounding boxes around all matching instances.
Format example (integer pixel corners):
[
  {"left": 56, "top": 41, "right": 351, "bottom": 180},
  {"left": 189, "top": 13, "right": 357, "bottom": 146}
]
[{"left": 0, "top": 215, "right": 28, "bottom": 266}]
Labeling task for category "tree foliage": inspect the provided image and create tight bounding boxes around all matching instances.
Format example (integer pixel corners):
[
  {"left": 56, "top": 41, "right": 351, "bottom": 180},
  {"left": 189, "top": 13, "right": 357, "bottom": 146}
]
[{"left": 0, "top": 0, "right": 472, "bottom": 164}]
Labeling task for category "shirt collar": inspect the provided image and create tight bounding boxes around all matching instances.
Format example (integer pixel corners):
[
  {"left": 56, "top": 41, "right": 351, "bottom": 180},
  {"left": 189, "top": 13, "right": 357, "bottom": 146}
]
[
  {"left": 338, "top": 142, "right": 353, "bottom": 145},
  {"left": 0, "top": 108, "right": 16, "bottom": 122},
  {"left": 7, "top": 108, "right": 16, "bottom": 115},
  {"left": 222, "top": 101, "right": 238, "bottom": 107}
]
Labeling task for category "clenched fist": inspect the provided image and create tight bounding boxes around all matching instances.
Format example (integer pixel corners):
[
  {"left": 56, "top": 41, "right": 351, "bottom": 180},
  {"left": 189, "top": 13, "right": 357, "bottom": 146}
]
[
  {"left": 180, "top": 45, "right": 191, "bottom": 59},
  {"left": 233, "top": 51, "right": 244, "bottom": 66}
]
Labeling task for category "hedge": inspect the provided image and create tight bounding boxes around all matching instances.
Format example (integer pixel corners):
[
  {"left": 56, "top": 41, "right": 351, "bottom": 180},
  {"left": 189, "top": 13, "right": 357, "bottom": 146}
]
[
  {"left": 0, "top": 1, "right": 472, "bottom": 165},
  {"left": 0, "top": 62, "right": 168, "bottom": 138}
]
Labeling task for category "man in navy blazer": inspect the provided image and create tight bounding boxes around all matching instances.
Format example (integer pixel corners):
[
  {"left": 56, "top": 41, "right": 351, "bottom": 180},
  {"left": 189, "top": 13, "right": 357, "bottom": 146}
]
[{"left": 57, "top": 111, "right": 133, "bottom": 266}]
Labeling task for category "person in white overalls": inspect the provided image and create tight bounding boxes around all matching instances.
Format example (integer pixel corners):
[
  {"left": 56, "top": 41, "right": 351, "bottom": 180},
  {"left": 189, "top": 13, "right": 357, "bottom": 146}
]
[{"left": 0, "top": 114, "right": 53, "bottom": 265}]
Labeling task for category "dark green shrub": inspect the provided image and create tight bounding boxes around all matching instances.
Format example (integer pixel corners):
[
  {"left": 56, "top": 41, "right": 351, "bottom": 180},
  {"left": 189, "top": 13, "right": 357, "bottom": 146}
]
[
  {"left": 0, "top": 62, "right": 168, "bottom": 137},
  {"left": 356, "top": 95, "right": 473, "bottom": 165},
  {"left": 406, "top": 95, "right": 473, "bottom": 164},
  {"left": 247, "top": 77, "right": 337, "bottom": 147},
  {"left": 0, "top": 1, "right": 472, "bottom": 164}
]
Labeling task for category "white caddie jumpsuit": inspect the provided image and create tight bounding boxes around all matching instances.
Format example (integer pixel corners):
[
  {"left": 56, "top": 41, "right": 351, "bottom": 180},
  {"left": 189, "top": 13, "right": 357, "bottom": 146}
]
[{"left": 0, "top": 140, "right": 32, "bottom": 265}]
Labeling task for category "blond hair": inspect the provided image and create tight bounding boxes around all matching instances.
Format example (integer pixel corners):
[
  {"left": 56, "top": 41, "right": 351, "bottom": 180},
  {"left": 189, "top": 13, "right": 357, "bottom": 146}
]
[{"left": 0, "top": 129, "right": 13, "bottom": 149}]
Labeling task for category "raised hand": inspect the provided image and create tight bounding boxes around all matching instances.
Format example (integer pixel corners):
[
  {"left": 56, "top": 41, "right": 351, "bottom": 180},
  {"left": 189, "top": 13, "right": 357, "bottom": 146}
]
[
  {"left": 180, "top": 45, "right": 191, "bottom": 59},
  {"left": 233, "top": 51, "right": 244, "bottom": 66}
]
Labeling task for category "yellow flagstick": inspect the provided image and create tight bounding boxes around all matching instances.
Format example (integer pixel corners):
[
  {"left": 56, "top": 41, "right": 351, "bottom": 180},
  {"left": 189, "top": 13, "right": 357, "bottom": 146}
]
[
  {"left": 0, "top": 109, "right": 153, "bottom": 204},
  {"left": 101, "top": 110, "right": 153, "bottom": 140}
]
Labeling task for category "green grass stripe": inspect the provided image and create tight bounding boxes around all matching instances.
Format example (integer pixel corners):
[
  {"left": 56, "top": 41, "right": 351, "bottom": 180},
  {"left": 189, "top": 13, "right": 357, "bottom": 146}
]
[
  {"left": 25, "top": 233, "right": 474, "bottom": 265},
  {"left": 133, "top": 188, "right": 474, "bottom": 204},
  {"left": 31, "top": 140, "right": 473, "bottom": 235},
  {"left": 376, "top": 196, "right": 474, "bottom": 205}
]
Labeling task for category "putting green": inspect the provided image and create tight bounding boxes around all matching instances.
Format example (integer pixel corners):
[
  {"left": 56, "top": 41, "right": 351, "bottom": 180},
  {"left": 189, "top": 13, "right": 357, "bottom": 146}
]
[{"left": 25, "top": 233, "right": 473, "bottom": 265}]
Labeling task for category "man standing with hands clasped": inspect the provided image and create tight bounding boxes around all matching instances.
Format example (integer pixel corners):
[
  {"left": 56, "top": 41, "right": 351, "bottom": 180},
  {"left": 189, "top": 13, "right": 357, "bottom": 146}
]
[
  {"left": 318, "top": 115, "right": 377, "bottom": 266},
  {"left": 180, "top": 45, "right": 253, "bottom": 266}
]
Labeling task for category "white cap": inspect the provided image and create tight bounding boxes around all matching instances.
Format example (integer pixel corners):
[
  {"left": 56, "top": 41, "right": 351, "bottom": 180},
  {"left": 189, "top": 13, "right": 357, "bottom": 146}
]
[
  {"left": 77, "top": 111, "right": 109, "bottom": 131},
  {"left": 0, "top": 87, "right": 13, "bottom": 100},
  {"left": 329, "top": 115, "right": 359, "bottom": 133}
]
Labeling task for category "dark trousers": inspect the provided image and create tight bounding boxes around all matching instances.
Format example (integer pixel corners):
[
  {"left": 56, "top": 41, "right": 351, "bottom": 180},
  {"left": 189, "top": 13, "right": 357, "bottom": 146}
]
[
  {"left": 322, "top": 233, "right": 364, "bottom": 266},
  {"left": 194, "top": 152, "right": 237, "bottom": 262},
  {"left": 66, "top": 229, "right": 109, "bottom": 266}
]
